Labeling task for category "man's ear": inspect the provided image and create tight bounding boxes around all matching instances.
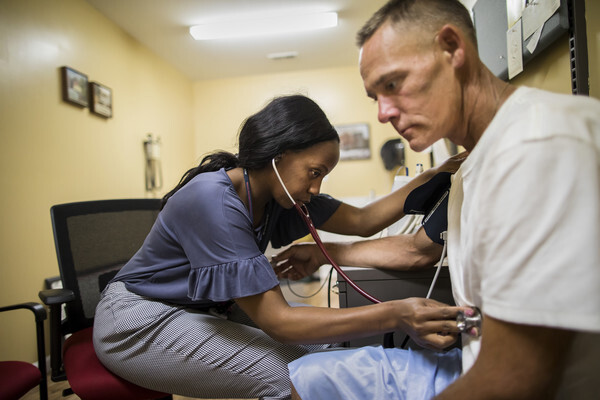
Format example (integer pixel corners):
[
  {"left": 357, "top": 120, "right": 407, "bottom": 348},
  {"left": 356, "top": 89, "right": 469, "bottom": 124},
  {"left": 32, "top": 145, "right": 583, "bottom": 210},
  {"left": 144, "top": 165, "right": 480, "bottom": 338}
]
[{"left": 435, "top": 24, "right": 466, "bottom": 69}]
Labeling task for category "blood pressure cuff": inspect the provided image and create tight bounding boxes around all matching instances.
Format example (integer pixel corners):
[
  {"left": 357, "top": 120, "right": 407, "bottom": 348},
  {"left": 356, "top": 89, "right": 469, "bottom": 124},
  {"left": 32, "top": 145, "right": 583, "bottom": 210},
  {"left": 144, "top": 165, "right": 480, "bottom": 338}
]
[{"left": 404, "top": 172, "right": 452, "bottom": 245}]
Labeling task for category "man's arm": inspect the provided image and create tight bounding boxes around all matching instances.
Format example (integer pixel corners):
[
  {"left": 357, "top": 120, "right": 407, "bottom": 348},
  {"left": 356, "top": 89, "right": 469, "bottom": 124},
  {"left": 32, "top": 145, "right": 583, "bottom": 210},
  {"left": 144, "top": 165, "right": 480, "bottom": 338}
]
[
  {"left": 323, "top": 226, "right": 442, "bottom": 270},
  {"left": 272, "top": 226, "right": 442, "bottom": 279},
  {"left": 319, "top": 152, "right": 466, "bottom": 238},
  {"left": 435, "top": 315, "right": 574, "bottom": 399}
]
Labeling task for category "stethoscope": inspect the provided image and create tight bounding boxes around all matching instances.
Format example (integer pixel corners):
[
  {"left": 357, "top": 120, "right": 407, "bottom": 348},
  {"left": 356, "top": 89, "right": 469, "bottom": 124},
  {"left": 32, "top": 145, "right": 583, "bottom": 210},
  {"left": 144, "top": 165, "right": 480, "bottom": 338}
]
[
  {"left": 270, "top": 158, "right": 383, "bottom": 304},
  {"left": 267, "top": 159, "right": 481, "bottom": 341}
]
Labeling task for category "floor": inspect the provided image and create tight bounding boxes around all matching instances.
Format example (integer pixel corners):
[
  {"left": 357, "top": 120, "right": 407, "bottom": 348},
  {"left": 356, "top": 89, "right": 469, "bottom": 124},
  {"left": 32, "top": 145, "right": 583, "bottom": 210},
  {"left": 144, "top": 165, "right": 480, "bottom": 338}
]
[{"left": 22, "top": 277, "right": 337, "bottom": 400}]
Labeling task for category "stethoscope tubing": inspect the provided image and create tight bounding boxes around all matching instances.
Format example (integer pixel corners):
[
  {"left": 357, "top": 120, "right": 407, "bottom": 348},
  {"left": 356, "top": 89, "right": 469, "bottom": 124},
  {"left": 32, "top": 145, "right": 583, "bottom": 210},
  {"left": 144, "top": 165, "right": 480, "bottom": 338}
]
[
  {"left": 270, "top": 158, "right": 382, "bottom": 304},
  {"left": 294, "top": 203, "right": 383, "bottom": 304}
]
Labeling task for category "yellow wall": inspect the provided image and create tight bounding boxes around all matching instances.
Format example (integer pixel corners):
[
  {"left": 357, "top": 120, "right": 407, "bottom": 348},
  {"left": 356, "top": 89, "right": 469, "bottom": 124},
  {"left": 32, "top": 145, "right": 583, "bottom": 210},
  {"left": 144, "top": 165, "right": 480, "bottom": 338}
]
[
  {"left": 0, "top": 0, "right": 194, "bottom": 362},
  {"left": 0, "top": 0, "right": 598, "bottom": 365},
  {"left": 192, "top": 67, "right": 431, "bottom": 200}
]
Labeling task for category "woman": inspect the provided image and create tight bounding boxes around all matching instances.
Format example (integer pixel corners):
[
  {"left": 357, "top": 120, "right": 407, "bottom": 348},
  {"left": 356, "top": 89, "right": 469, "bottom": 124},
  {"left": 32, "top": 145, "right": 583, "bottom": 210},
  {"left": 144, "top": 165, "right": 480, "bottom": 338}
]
[{"left": 93, "top": 94, "right": 463, "bottom": 400}]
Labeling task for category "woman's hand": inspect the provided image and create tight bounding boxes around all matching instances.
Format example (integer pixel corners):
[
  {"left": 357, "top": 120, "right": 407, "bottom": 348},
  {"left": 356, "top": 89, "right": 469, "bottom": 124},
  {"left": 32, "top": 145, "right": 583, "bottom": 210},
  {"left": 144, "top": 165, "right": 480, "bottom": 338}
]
[
  {"left": 391, "top": 297, "right": 468, "bottom": 350},
  {"left": 271, "top": 243, "right": 326, "bottom": 280}
]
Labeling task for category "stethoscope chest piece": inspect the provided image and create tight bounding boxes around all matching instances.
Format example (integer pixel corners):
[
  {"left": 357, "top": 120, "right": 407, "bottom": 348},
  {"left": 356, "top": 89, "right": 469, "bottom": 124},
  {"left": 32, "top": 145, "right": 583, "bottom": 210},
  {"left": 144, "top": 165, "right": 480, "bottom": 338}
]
[{"left": 456, "top": 307, "right": 482, "bottom": 337}]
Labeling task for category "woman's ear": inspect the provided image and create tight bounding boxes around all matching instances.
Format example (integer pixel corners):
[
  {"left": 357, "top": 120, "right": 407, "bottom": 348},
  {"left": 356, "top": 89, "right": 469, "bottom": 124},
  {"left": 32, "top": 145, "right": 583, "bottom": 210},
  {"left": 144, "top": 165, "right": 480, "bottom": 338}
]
[
  {"left": 274, "top": 153, "right": 285, "bottom": 163},
  {"left": 435, "top": 24, "right": 466, "bottom": 69}
]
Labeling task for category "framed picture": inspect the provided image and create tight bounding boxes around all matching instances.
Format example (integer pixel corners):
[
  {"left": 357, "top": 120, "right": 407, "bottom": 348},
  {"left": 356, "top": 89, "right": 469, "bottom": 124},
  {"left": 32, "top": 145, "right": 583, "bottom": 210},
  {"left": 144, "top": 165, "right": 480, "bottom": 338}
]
[
  {"left": 89, "top": 81, "right": 113, "bottom": 118},
  {"left": 335, "top": 123, "right": 371, "bottom": 161},
  {"left": 61, "top": 66, "right": 89, "bottom": 107}
]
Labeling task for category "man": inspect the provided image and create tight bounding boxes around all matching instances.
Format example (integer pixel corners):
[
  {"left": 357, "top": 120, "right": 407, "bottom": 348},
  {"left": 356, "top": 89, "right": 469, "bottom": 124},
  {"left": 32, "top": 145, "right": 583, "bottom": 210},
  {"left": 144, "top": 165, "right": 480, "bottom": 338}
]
[{"left": 285, "top": 0, "right": 600, "bottom": 398}]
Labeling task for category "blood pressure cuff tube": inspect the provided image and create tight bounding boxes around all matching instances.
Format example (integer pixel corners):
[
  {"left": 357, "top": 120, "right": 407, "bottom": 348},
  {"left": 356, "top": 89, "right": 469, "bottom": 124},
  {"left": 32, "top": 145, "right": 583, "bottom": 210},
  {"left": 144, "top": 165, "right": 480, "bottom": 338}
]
[
  {"left": 422, "top": 192, "right": 449, "bottom": 245},
  {"left": 404, "top": 172, "right": 452, "bottom": 245}
]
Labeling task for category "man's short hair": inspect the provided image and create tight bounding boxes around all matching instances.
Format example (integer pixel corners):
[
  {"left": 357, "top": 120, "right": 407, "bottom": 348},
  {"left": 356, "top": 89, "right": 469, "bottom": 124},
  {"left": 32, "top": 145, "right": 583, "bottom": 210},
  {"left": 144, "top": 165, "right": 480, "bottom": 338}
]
[{"left": 357, "top": 0, "right": 477, "bottom": 48}]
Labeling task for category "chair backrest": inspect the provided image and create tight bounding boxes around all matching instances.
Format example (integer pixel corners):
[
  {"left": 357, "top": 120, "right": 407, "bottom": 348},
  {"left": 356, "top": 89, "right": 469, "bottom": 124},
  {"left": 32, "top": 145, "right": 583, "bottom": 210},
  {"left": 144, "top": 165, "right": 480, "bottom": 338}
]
[{"left": 51, "top": 199, "right": 161, "bottom": 334}]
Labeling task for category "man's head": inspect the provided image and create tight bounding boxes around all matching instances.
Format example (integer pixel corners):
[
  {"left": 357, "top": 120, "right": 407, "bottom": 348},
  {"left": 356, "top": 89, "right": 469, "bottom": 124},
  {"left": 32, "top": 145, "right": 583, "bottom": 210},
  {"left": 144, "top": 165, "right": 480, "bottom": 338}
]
[
  {"left": 357, "top": 0, "right": 476, "bottom": 50},
  {"left": 357, "top": 0, "right": 478, "bottom": 151}
]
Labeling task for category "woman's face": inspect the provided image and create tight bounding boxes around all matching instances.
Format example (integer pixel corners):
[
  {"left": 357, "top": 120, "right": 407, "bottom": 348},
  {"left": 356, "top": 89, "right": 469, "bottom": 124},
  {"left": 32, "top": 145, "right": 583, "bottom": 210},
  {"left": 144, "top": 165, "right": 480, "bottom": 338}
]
[{"left": 272, "top": 139, "right": 340, "bottom": 208}]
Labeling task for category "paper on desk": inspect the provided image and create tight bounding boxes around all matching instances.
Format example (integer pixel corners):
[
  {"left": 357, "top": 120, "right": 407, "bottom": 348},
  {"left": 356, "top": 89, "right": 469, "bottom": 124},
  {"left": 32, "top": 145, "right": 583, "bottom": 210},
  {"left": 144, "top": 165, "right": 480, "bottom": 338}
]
[
  {"left": 522, "top": 0, "right": 560, "bottom": 40},
  {"left": 507, "top": 20, "right": 524, "bottom": 79}
]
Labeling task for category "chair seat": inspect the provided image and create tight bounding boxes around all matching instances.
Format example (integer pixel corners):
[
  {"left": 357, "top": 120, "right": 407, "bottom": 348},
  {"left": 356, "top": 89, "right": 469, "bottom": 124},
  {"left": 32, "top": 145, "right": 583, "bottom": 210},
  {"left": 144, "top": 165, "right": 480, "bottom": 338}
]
[
  {"left": 63, "top": 327, "right": 169, "bottom": 400},
  {"left": 0, "top": 360, "right": 42, "bottom": 400}
]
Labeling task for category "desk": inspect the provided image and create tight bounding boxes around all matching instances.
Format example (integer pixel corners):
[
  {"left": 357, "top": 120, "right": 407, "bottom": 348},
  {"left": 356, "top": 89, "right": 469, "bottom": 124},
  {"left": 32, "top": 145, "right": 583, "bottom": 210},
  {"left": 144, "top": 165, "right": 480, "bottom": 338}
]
[{"left": 337, "top": 266, "right": 456, "bottom": 349}]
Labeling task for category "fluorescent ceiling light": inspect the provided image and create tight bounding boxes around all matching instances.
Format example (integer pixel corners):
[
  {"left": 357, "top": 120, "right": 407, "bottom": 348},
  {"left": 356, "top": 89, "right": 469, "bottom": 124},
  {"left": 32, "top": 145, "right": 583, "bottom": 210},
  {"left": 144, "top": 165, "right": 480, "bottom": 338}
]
[{"left": 189, "top": 12, "right": 338, "bottom": 41}]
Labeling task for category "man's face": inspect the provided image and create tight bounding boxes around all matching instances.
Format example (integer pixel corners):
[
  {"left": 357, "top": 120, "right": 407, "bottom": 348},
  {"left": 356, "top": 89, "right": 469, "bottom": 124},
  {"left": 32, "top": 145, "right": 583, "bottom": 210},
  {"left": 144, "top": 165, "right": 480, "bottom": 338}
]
[{"left": 359, "top": 21, "right": 461, "bottom": 152}]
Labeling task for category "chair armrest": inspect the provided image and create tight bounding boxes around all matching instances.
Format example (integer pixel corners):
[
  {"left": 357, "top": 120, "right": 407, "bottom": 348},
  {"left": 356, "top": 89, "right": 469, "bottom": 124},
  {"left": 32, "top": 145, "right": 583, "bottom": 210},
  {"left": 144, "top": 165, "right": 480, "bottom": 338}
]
[
  {"left": 38, "top": 288, "right": 75, "bottom": 305},
  {"left": 38, "top": 289, "right": 75, "bottom": 382},
  {"left": 0, "top": 301, "right": 47, "bottom": 322}
]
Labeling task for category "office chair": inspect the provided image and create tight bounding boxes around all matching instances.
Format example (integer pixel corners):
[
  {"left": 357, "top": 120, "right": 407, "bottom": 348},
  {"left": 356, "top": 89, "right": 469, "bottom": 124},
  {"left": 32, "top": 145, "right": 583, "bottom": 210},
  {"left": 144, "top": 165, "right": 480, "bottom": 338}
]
[
  {"left": 38, "top": 199, "right": 172, "bottom": 400},
  {"left": 0, "top": 302, "right": 48, "bottom": 400}
]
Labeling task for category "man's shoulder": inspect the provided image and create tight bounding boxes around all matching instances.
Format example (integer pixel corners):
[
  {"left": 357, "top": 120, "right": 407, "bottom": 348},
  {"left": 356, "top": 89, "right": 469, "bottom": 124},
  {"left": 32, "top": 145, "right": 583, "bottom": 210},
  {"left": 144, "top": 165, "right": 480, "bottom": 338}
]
[
  {"left": 512, "top": 86, "right": 600, "bottom": 117},
  {"left": 494, "top": 87, "right": 600, "bottom": 145}
]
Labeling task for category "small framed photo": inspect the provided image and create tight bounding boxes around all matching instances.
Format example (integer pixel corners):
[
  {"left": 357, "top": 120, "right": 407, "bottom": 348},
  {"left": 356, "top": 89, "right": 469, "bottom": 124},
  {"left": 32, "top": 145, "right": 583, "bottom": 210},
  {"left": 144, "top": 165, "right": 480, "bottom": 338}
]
[
  {"left": 89, "top": 82, "right": 113, "bottom": 118},
  {"left": 335, "top": 123, "right": 371, "bottom": 161},
  {"left": 61, "top": 66, "right": 89, "bottom": 107}
]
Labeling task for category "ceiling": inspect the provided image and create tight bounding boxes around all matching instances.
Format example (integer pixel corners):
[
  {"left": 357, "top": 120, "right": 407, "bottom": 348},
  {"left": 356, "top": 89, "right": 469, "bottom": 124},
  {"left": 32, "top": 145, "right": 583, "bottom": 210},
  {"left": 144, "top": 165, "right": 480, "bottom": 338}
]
[{"left": 84, "top": 0, "right": 389, "bottom": 81}]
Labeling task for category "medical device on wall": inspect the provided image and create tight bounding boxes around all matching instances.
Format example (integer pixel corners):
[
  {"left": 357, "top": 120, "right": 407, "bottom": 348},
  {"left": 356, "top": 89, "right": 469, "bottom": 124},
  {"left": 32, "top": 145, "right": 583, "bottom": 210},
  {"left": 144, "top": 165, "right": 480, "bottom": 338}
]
[
  {"left": 380, "top": 139, "right": 405, "bottom": 171},
  {"left": 144, "top": 133, "right": 163, "bottom": 192}
]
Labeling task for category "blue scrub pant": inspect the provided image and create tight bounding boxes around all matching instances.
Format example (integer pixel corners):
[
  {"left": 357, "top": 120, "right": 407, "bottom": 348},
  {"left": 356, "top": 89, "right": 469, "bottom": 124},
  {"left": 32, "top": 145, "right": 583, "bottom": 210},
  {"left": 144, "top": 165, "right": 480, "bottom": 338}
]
[{"left": 289, "top": 345, "right": 462, "bottom": 400}]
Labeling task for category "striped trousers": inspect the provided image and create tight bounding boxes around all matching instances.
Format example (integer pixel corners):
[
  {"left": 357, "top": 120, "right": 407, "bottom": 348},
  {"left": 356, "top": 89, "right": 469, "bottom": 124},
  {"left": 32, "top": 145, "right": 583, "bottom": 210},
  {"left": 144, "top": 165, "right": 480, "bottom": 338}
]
[{"left": 93, "top": 281, "right": 330, "bottom": 400}]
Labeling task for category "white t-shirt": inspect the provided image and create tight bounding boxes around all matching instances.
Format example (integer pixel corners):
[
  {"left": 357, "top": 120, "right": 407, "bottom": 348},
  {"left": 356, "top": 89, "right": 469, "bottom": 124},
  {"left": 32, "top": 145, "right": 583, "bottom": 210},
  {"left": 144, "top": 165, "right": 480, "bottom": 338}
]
[{"left": 447, "top": 87, "right": 600, "bottom": 398}]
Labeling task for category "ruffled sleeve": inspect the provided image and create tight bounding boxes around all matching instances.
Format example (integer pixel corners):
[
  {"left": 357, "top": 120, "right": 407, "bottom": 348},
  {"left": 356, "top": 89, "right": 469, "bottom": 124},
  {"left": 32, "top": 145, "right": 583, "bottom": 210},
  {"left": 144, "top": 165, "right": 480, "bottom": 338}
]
[
  {"left": 164, "top": 169, "right": 280, "bottom": 303},
  {"left": 188, "top": 253, "right": 279, "bottom": 302}
]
